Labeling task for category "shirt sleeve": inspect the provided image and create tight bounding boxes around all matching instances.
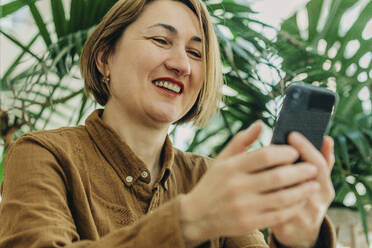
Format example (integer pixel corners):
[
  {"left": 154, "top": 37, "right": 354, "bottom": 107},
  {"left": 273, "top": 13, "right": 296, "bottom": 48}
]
[
  {"left": 223, "top": 216, "right": 336, "bottom": 248},
  {"left": 0, "top": 136, "right": 187, "bottom": 248},
  {"left": 268, "top": 216, "right": 336, "bottom": 248},
  {"left": 223, "top": 230, "right": 269, "bottom": 248}
]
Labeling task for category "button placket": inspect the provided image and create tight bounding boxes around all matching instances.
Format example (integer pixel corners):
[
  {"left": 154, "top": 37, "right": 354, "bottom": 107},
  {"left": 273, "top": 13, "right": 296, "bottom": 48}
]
[
  {"left": 141, "top": 171, "right": 148, "bottom": 179},
  {"left": 125, "top": 176, "right": 133, "bottom": 183},
  {"left": 148, "top": 185, "right": 160, "bottom": 211},
  {"left": 154, "top": 187, "right": 161, "bottom": 207}
]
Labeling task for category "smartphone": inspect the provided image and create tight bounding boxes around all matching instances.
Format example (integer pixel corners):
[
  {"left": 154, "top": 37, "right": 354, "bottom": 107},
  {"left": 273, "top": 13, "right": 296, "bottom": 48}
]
[{"left": 271, "top": 82, "right": 336, "bottom": 151}]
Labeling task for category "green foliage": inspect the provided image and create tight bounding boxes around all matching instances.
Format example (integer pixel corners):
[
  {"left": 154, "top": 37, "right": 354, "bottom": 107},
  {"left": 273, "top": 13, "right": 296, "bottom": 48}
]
[
  {"left": 0, "top": 0, "right": 38, "bottom": 18},
  {"left": 0, "top": 0, "right": 119, "bottom": 134},
  {"left": 275, "top": 0, "right": 372, "bottom": 244},
  {"left": 185, "top": 1, "right": 274, "bottom": 155}
]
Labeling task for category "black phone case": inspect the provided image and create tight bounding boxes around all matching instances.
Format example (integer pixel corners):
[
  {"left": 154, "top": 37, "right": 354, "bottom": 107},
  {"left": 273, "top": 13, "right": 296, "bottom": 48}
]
[{"left": 271, "top": 82, "right": 336, "bottom": 151}]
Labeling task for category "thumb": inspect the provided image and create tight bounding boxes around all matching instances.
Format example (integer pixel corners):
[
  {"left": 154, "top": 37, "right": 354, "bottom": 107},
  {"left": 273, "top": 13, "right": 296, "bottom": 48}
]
[
  {"left": 321, "top": 136, "right": 335, "bottom": 171},
  {"left": 218, "top": 120, "right": 263, "bottom": 159}
]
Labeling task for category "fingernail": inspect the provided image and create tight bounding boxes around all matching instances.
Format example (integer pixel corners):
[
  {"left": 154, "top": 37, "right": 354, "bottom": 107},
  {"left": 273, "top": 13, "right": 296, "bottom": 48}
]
[
  {"left": 292, "top": 131, "right": 300, "bottom": 137},
  {"left": 291, "top": 131, "right": 302, "bottom": 141},
  {"left": 254, "top": 120, "right": 263, "bottom": 128},
  {"left": 245, "top": 120, "right": 262, "bottom": 132}
]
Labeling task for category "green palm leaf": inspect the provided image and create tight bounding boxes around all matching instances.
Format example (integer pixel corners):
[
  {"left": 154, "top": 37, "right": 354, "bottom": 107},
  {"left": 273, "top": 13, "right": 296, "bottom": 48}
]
[{"left": 0, "top": 0, "right": 38, "bottom": 18}]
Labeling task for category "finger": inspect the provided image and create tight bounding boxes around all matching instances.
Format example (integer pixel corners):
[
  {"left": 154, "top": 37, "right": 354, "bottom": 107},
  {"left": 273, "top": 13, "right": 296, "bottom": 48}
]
[
  {"left": 231, "top": 145, "right": 299, "bottom": 173},
  {"left": 307, "top": 197, "right": 328, "bottom": 220},
  {"left": 247, "top": 200, "right": 306, "bottom": 231},
  {"left": 218, "top": 120, "right": 263, "bottom": 160},
  {"left": 251, "top": 163, "right": 318, "bottom": 192},
  {"left": 321, "top": 136, "right": 335, "bottom": 171},
  {"left": 288, "top": 132, "right": 329, "bottom": 180},
  {"left": 260, "top": 181, "right": 320, "bottom": 211}
]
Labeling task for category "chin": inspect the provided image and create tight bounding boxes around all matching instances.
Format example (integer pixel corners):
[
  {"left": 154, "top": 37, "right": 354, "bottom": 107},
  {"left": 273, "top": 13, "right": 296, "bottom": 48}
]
[
  {"left": 147, "top": 111, "right": 180, "bottom": 125},
  {"left": 145, "top": 104, "right": 187, "bottom": 125}
]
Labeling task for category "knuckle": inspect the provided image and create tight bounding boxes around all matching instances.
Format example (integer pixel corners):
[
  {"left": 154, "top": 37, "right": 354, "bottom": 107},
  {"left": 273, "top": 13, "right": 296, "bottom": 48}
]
[
  {"left": 288, "top": 147, "right": 299, "bottom": 159},
  {"left": 302, "top": 163, "right": 316, "bottom": 172},
  {"left": 214, "top": 160, "right": 228, "bottom": 173},
  {"left": 303, "top": 217, "right": 313, "bottom": 227},
  {"left": 231, "top": 200, "right": 243, "bottom": 214},
  {"left": 220, "top": 164, "right": 235, "bottom": 179},
  {"left": 259, "top": 149, "right": 272, "bottom": 165},
  {"left": 313, "top": 207, "right": 323, "bottom": 218},
  {"left": 260, "top": 176, "right": 272, "bottom": 191},
  {"left": 241, "top": 217, "right": 254, "bottom": 232},
  {"left": 225, "top": 182, "right": 239, "bottom": 198},
  {"left": 272, "top": 171, "right": 285, "bottom": 185},
  {"left": 273, "top": 213, "right": 284, "bottom": 224},
  {"left": 320, "top": 161, "right": 330, "bottom": 173},
  {"left": 297, "top": 214, "right": 307, "bottom": 225},
  {"left": 273, "top": 194, "right": 287, "bottom": 206},
  {"left": 328, "top": 185, "right": 335, "bottom": 201},
  {"left": 280, "top": 225, "right": 293, "bottom": 236},
  {"left": 228, "top": 178, "right": 242, "bottom": 193}
]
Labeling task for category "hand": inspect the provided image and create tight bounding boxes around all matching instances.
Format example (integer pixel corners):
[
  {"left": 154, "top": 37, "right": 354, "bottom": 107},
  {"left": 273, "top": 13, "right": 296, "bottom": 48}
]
[
  {"left": 180, "top": 122, "right": 322, "bottom": 246},
  {"left": 270, "top": 132, "right": 335, "bottom": 248}
]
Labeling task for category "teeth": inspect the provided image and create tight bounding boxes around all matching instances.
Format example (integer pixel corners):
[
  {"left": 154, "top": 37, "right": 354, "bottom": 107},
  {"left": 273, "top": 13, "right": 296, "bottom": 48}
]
[{"left": 153, "top": 80, "right": 181, "bottom": 93}]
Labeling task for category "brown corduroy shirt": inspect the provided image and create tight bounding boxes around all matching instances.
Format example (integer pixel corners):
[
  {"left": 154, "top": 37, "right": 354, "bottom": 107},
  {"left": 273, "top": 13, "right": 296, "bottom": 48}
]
[{"left": 0, "top": 109, "right": 335, "bottom": 247}]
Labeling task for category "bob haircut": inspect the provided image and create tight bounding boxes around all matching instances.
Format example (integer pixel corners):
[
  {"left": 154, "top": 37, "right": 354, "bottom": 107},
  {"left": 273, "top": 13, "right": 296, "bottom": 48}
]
[{"left": 80, "top": 0, "right": 222, "bottom": 127}]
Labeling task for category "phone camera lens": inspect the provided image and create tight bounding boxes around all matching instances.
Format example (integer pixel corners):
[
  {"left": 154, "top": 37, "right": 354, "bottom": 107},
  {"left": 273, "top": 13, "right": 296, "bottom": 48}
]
[{"left": 291, "top": 89, "right": 301, "bottom": 99}]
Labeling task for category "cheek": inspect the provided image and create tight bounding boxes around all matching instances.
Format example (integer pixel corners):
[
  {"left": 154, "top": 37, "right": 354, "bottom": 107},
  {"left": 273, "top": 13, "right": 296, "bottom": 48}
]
[
  {"left": 191, "top": 64, "right": 204, "bottom": 93},
  {"left": 110, "top": 45, "right": 164, "bottom": 86},
  {"left": 135, "top": 42, "right": 165, "bottom": 66},
  {"left": 116, "top": 41, "right": 165, "bottom": 71}
]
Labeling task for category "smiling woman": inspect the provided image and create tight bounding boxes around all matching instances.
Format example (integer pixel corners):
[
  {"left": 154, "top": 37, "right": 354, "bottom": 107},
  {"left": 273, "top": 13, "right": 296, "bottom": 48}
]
[
  {"left": 0, "top": 0, "right": 336, "bottom": 247},
  {"left": 96, "top": 1, "right": 205, "bottom": 128}
]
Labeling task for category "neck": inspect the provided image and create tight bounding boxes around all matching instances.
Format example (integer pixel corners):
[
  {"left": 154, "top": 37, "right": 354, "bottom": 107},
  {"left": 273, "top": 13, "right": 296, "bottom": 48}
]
[{"left": 102, "top": 102, "right": 170, "bottom": 175}]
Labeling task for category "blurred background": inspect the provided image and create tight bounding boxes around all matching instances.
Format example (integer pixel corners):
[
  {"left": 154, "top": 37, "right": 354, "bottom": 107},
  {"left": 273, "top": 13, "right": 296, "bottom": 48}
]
[{"left": 1, "top": 0, "right": 372, "bottom": 247}]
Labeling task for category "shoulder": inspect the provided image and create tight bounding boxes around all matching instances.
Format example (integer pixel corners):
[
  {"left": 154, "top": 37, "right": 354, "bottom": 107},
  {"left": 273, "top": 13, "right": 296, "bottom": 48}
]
[
  {"left": 4, "top": 126, "right": 92, "bottom": 188},
  {"left": 8, "top": 126, "right": 90, "bottom": 157}
]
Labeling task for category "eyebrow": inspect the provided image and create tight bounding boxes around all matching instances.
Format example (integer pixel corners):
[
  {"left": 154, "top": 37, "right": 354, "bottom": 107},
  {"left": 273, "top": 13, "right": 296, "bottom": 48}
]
[{"left": 147, "top": 23, "right": 202, "bottom": 42}]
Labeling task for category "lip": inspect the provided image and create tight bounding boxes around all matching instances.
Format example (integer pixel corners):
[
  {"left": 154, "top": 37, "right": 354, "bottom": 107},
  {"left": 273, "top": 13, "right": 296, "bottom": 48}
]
[{"left": 152, "top": 77, "right": 185, "bottom": 93}]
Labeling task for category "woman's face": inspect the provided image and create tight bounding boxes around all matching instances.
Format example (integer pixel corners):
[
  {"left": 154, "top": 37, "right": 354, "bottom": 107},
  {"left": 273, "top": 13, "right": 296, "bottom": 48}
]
[{"left": 103, "top": 0, "right": 204, "bottom": 126}]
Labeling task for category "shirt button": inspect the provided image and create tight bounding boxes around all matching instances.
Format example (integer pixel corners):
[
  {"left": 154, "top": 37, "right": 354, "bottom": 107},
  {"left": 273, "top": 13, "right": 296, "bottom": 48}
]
[
  {"left": 125, "top": 176, "right": 133, "bottom": 183},
  {"left": 141, "top": 171, "right": 149, "bottom": 178}
]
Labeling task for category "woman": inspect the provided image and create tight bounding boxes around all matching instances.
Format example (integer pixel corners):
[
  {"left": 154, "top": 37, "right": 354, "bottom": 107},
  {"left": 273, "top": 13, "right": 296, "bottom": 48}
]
[{"left": 0, "top": 0, "right": 336, "bottom": 247}]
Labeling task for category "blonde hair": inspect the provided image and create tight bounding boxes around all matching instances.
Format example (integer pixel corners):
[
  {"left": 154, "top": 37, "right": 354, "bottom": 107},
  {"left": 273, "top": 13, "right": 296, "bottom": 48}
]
[{"left": 80, "top": 0, "right": 222, "bottom": 127}]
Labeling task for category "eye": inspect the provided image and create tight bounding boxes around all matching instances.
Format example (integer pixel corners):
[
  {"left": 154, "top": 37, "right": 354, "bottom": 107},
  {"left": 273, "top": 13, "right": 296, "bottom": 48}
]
[
  {"left": 152, "top": 37, "right": 168, "bottom": 45},
  {"left": 188, "top": 49, "right": 202, "bottom": 59}
]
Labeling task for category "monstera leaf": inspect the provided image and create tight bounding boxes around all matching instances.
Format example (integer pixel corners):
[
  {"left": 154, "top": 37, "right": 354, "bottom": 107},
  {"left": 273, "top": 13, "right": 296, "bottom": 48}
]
[
  {"left": 276, "top": 0, "right": 372, "bottom": 244},
  {"left": 277, "top": 0, "right": 372, "bottom": 83}
]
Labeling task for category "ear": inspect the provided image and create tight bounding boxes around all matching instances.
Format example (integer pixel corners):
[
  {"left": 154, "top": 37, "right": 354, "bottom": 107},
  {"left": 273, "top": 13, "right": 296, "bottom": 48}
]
[{"left": 96, "top": 50, "right": 110, "bottom": 77}]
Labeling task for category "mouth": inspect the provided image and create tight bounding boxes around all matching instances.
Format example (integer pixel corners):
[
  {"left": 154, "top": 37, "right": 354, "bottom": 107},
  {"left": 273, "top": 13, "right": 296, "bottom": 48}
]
[{"left": 152, "top": 78, "right": 184, "bottom": 94}]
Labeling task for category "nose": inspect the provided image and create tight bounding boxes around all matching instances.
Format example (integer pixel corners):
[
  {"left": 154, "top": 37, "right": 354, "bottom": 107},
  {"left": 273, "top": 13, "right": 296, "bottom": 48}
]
[{"left": 164, "top": 48, "right": 191, "bottom": 77}]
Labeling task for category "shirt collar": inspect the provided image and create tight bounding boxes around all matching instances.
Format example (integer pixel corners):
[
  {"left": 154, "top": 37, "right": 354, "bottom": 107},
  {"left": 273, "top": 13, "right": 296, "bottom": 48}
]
[{"left": 85, "top": 109, "right": 174, "bottom": 190}]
